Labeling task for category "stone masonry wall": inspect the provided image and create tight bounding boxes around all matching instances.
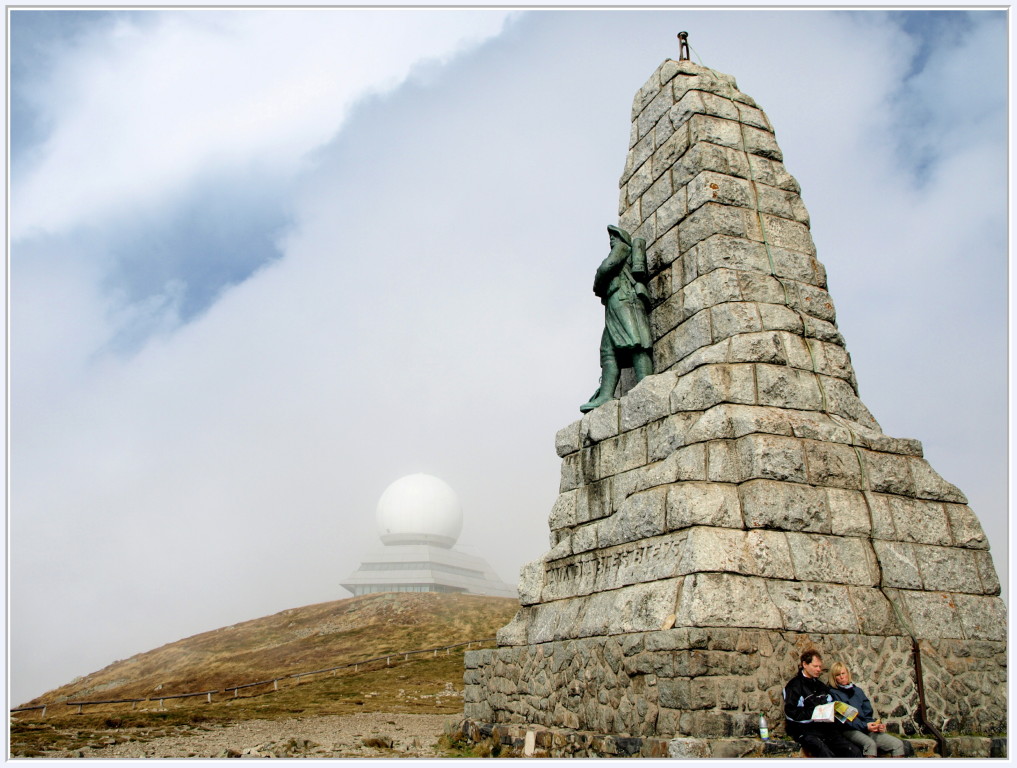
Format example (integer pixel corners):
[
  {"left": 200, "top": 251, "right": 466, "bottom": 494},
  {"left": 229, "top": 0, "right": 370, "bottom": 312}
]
[
  {"left": 465, "top": 628, "right": 1005, "bottom": 736},
  {"left": 466, "top": 58, "right": 1006, "bottom": 744}
]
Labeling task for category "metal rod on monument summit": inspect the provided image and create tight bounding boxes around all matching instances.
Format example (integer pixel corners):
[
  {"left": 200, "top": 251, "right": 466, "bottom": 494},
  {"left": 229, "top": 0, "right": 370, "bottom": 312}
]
[{"left": 677, "top": 31, "right": 690, "bottom": 61}]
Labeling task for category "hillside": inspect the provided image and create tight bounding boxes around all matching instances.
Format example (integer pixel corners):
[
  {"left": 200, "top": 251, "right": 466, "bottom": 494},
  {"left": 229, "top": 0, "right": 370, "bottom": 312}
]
[{"left": 22, "top": 592, "right": 519, "bottom": 707}]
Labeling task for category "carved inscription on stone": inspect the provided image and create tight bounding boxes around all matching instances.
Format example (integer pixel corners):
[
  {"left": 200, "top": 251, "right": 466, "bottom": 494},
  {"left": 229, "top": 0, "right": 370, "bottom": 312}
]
[{"left": 542, "top": 532, "right": 689, "bottom": 601}]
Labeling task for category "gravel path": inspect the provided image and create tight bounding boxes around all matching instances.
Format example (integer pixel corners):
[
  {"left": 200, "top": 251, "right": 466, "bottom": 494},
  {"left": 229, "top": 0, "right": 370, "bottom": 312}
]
[{"left": 52, "top": 712, "right": 460, "bottom": 758}]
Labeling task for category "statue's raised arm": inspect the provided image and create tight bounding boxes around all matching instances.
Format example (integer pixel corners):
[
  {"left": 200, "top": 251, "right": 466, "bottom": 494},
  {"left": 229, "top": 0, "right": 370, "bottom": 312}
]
[{"left": 580, "top": 225, "right": 653, "bottom": 413}]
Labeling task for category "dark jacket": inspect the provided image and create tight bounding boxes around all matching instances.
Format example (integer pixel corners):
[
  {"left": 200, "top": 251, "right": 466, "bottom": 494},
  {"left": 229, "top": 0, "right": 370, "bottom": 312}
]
[
  {"left": 829, "top": 683, "right": 876, "bottom": 732},
  {"left": 783, "top": 670, "right": 834, "bottom": 729}
]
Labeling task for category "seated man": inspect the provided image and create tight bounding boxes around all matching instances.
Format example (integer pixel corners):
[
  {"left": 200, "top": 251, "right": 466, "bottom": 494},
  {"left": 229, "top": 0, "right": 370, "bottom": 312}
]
[
  {"left": 828, "top": 662, "right": 906, "bottom": 757},
  {"left": 783, "top": 649, "right": 863, "bottom": 758}
]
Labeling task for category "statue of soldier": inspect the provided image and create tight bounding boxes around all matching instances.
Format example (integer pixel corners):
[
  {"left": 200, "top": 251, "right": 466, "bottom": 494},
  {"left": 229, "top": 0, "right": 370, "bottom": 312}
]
[{"left": 580, "top": 225, "right": 653, "bottom": 413}]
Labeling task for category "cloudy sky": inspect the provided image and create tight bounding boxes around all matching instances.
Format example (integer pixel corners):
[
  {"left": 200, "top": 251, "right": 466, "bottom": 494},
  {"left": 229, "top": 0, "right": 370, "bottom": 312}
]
[{"left": 8, "top": 8, "right": 1008, "bottom": 705}]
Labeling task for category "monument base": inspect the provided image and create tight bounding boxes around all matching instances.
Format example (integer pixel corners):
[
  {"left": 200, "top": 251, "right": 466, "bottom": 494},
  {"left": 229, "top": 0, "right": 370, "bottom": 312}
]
[
  {"left": 464, "top": 627, "right": 1005, "bottom": 739},
  {"left": 452, "top": 719, "right": 1000, "bottom": 759}
]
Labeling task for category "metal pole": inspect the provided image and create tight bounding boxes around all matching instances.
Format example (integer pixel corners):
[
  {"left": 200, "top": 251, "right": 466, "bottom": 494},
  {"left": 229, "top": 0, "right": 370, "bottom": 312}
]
[{"left": 677, "top": 31, "right": 690, "bottom": 61}]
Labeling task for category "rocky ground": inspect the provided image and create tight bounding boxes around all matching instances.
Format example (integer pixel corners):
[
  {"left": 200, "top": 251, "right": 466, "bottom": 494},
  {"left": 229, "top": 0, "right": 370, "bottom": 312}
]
[{"left": 46, "top": 712, "right": 459, "bottom": 758}]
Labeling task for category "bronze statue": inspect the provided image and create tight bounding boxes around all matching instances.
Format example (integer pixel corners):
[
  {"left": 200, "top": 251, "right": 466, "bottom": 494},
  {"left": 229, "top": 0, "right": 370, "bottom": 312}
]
[{"left": 580, "top": 225, "right": 653, "bottom": 413}]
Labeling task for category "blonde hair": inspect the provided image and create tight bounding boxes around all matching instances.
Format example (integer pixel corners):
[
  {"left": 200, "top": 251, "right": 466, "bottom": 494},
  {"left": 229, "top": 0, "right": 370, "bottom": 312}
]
[{"left": 828, "top": 661, "right": 852, "bottom": 687}]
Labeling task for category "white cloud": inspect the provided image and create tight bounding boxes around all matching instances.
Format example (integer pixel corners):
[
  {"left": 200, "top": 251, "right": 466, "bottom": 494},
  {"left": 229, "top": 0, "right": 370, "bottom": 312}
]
[{"left": 12, "top": 9, "right": 513, "bottom": 239}]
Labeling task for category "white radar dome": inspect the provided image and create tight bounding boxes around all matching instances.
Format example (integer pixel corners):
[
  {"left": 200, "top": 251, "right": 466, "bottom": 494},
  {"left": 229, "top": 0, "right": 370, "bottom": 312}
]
[{"left": 376, "top": 473, "right": 463, "bottom": 548}]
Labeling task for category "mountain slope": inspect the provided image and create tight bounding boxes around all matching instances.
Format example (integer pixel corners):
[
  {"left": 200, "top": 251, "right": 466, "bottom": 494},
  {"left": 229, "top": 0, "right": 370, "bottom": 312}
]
[{"left": 24, "top": 592, "right": 518, "bottom": 707}]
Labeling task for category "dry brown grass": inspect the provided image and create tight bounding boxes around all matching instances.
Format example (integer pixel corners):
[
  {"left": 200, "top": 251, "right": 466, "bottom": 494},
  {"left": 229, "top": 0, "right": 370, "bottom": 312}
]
[
  {"left": 11, "top": 593, "right": 519, "bottom": 756},
  {"left": 19, "top": 592, "right": 517, "bottom": 707}
]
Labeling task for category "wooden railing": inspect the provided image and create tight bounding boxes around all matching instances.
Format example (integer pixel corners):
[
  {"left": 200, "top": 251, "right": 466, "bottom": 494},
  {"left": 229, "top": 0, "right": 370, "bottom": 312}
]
[
  {"left": 11, "top": 637, "right": 495, "bottom": 717},
  {"left": 10, "top": 705, "right": 47, "bottom": 717}
]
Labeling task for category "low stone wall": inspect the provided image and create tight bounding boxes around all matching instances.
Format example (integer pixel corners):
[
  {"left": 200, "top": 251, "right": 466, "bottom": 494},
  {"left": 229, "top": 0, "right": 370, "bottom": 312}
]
[
  {"left": 455, "top": 719, "right": 1003, "bottom": 759},
  {"left": 464, "top": 627, "right": 1005, "bottom": 739}
]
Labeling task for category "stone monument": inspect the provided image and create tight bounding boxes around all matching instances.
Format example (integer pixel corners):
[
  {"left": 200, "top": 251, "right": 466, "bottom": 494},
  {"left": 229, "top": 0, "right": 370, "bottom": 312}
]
[{"left": 462, "top": 57, "right": 1005, "bottom": 757}]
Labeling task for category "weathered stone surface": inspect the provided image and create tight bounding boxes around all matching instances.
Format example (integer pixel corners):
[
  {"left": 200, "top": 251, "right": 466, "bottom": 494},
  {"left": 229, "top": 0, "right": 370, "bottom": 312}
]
[
  {"left": 891, "top": 589, "right": 965, "bottom": 640},
  {"left": 862, "top": 450, "right": 915, "bottom": 497},
  {"left": 670, "top": 363, "right": 755, "bottom": 411},
  {"left": 862, "top": 492, "right": 898, "bottom": 539},
  {"left": 951, "top": 594, "right": 1007, "bottom": 642},
  {"left": 873, "top": 540, "right": 922, "bottom": 589},
  {"left": 826, "top": 487, "right": 871, "bottom": 537},
  {"left": 803, "top": 439, "right": 863, "bottom": 489},
  {"left": 517, "top": 560, "right": 545, "bottom": 606},
  {"left": 575, "top": 479, "right": 612, "bottom": 524},
  {"left": 619, "top": 371, "right": 678, "bottom": 431},
  {"left": 887, "top": 497, "right": 951, "bottom": 546},
  {"left": 909, "top": 458, "right": 967, "bottom": 503},
  {"left": 668, "top": 738, "right": 710, "bottom": 758},
  {"left": 711, "top": 301, "right": 763, "bottom": 339},
  {"left": 768, "top": 580, "right": 860, "bottom": 633},
  {"left": 756, "top": 363, "right": 823, "bottom": 411},
  {"left": 655, "top": 310, "right": 712, "bottom": 371},
  {"left": 683, "top": 268, "right": 744, "bottom": 318},
  {"left": 944, "top": 503, "right": 989, "bottom": 549},
  {"left": 646, "top": 411, "right": 700, "bottom": 461},
  {"left": 707, "top": 439, "right": 741, "bottom": 483},
  {"left": 787, "top": 408, "right": 855, "bottom": 445},
  {"left": 597, "top": 486, "right": 667, "bottom": 548},
  {"left": 785, "top": 532, "right": 876, "bottom": 586},
  {"left": 913, "top": 543, "right": 981, "bottom": 594},
  {"left": 676, "top": 573, "right": 783, "bottom": 629},
  {"left": 736, "top": 433, "right": 807, "bottom": 483},
  {"left": 678, "top": 526, "right": 793, "bottom": 579},
  {"left": 739, "top": 478, "right": 829, "bottom": 532},
  {"left": 667, "top": 480, "right": 742, "bottom": 530},
  {"left": 496, "top": 611, "right": 529, "bottom": 646},
  {"left": 596, "top": 429, "right": 648, "bottom": 479},
  {"left": 972, "top": 550, "right": 1001, "bottom": 595},
  {"left": 548, "top": 489, "right": 578, "bottom": 530},
  {"left": 581, "top": 399, "right": 619, "bottom": 444},
  {"left": 846, "top": 586, "right": 903, "bottom": 636},
  {"left": 692, "top": 233, "right": 770, "bottom": 277},
  {"left": 685, "top": 402, "right": 791, "bottom": 444},
  {"left": 543, "top": 533, "right": 686, "bottom": 599}
]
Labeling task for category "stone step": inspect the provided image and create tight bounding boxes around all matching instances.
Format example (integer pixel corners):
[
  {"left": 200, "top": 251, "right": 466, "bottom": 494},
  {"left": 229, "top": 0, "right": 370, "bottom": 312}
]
[{"left": 458, "top": 720, "right": 1002, "bottom": 758}]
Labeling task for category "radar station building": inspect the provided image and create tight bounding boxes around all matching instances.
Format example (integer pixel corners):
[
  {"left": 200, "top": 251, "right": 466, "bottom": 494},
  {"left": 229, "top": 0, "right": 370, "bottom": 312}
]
[{"left": 341, "top": 473, "right": 516, "bottom": 598}]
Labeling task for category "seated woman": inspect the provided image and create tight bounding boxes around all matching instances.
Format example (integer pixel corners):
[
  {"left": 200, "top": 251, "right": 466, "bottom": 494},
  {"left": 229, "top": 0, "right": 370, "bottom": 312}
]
[{"left": 828, "top": 662, "right": 905, "bottom": 757}]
